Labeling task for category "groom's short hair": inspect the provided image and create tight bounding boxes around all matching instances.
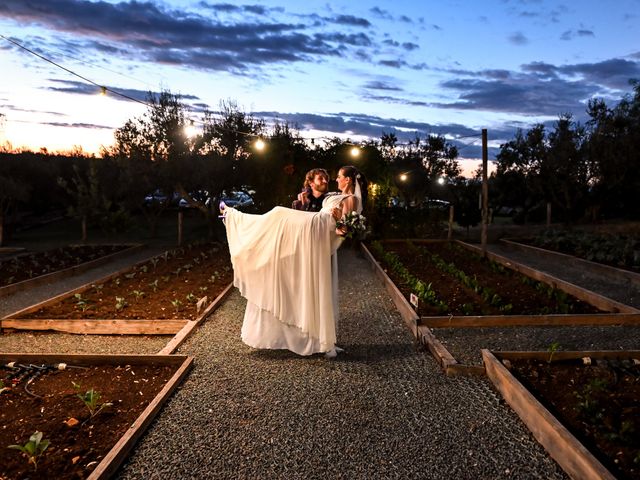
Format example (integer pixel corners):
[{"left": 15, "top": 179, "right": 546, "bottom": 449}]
[{"left": 303, "top": 168, "right": 329, "bottom": 189}]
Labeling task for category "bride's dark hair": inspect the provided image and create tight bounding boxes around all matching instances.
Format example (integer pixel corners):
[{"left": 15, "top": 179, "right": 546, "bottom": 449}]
[{"left": 340, "top": 165, "right": 368, "bottom": 208}]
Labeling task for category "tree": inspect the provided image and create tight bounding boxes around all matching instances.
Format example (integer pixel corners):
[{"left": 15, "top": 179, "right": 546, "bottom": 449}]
[{"left": 108, "top": 90, "right": 193, "bottom": 236}]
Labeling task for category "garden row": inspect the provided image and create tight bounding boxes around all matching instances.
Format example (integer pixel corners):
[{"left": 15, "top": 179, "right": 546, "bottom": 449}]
[
  {"left": 364, "top": 239, "right": 640, "bottom": 480},
  {"left": 1, "top": 241, "right": 234, "bottom": 479}
]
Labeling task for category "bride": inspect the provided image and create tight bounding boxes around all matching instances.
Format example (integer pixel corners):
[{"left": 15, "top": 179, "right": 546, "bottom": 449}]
[{"left": 222, "top": 165, "right": 367, "bottom": 358}]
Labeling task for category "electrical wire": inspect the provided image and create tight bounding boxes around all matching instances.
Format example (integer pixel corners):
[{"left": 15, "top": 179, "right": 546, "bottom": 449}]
[{"left": 1, "top": 34, "right": 486, "bottom": 147}]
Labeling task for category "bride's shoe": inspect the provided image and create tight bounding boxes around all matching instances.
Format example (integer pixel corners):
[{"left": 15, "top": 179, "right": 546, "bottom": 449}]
[
  {"left": 218, "top": 201, "right": 227, "bottom": 220},
  {"left": 325, "top": 347, "right": 342, "bottom": 359}
]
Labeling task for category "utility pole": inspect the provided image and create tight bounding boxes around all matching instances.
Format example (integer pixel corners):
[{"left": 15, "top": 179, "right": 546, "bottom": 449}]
[{"left": 481, "top": 129, "right": 488, "bottom": 255}]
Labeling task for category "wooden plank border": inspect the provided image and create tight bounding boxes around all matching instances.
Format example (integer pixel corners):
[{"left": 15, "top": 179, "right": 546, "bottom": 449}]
[
  {"left": 360, "top": 243, "right": 460, "bottom": 373},
  {"left": 158, "top": 282, "right": 234, "bottom": 354},
  {"left": 483, "top": 349, "right": 618, "bottom": 480},
  {"left": 456, "top": 240, "right": 640, "bottom": 314},
  {"left": 421, "top": 313, "right": 640, "bottom": 328},
  {"left": 0, "top": 244, "right": 144, "bottom": 298},
  {"left": 0, "top": 353, "right": 192, "bottom": 480},
  {"left": 0, "top": 318, "right": 187, "bottom": 335}
]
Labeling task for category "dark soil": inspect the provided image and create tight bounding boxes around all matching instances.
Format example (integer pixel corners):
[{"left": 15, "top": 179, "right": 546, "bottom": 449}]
[
  {"left": 509, "top": 357, "right": 640, "bottom": 480},
  {"left": 370, "top": 240, "right": 601, "bottom": 316},
  {"left": 0, "top": 361, "right": 178, "bottom": 480},
  {"left": 0, "top": 245, "right": 129, "bottom": 287},
  {"left": 15, "top": 243, "right": 233, "bottom": 321}
]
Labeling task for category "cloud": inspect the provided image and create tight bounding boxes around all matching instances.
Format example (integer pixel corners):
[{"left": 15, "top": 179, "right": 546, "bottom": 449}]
[
  {"left": 560, "top": 28, "right": 595, "bottom": 41},
  {"left": 0, "top": 0, "right": 410, "bottom": 76},
  {"left": 362, "top": 81, "right": 403, "bottom": 91},
  {"left": 41, "top": 121, "right": 112, "bottom": 129},
  {"left": 508, "top": 32, "right": 529, "bottom": 45}
]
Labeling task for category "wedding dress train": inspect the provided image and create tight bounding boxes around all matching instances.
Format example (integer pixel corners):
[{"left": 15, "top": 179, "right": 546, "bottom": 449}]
[{"left": 224, "top": 194, "right": 349, "bottom": 355}]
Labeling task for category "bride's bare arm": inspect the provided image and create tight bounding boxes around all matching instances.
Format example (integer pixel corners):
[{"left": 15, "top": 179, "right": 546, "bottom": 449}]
[{"left": 341, "top": 195, "right": 358, "bottom": 216}]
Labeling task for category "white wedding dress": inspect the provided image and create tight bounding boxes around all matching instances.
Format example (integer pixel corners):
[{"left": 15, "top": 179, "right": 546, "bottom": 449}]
[{"left": 224, "top": 193, "right": 356, "bottom": 355}]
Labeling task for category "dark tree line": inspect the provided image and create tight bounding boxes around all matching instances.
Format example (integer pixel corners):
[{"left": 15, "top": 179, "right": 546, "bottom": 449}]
[
  {"left": 491, "top": 81, "right": 640, "bottom": 223},
  {"left": 1, "top": 89, "right": 489, "bottom": 245}
]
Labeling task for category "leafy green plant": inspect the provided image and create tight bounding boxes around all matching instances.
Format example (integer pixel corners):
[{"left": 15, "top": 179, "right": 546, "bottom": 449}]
[
  {"left": 131, "top": 290, "right": 145, "bottom": 301},
  {"left": 7, "top": 431, "right": 50, "bottom": 471},
  {"left": 74, "top": 293, "right": 91, "bottom": 312},
  {"left": 186, "top": 293, "right": 197, "bottom": 303},
  {"left": 73, "top": 382, "right": 113, "bottom": 418},
  {"left": 148, "top": 279, "right": 159, "bottom": 292},
  {"left": 115, "top": 296, "right": 128, "bottom": 311},
  {"left": 171, "top": 299, "right": 183, "bottom": 311},
  {"left": 547, "top": 342, "right": 561, "bottom": 363},
  {"left": 574, "top": 378, "right": 608, "bottom": 421}
]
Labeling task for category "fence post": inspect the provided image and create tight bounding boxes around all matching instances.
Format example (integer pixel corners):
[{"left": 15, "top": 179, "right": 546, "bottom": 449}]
[{"left": 481, "top": 129, "right": 488, "bottom": 255}]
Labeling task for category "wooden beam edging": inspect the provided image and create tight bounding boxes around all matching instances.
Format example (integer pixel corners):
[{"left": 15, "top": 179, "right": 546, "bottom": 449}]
[
  {"left": 88, "top": 355, "right": 194, "bottom": 480},
  {"left": 456, "top": 240, "right": 640, "bottom": 314},
  {"left": 0, "top": 244, "right": 144, "bottom": 299},
  {"left": 3, "top": 249, "right": 169, "bottom": 320},
  {"left": 0, "top": 318, "right": 187, "bottom": 335},
  {"left": 421, "top": 313, "right": 640, "bottom": 328},
  {"left": 501, "top": 238, "right": 640, "bottom": 288},
  {"left": 492, "top": 350, "right": 640, "bottom": 362},
  {"left": 482, "top": 349, "right": 616, "bottom": 480},
  {"left": 157, "top": 282, "right": 234, "bottom": 355},
  {"left": 360, "top": 243, "right": 466, "bottom": 374},
  {"left": 360, "top": 243, "right": 419, "bottom": 336}
]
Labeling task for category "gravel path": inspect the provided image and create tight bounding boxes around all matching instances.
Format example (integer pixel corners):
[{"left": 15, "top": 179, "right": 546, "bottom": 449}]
[
  {"left": 115, "top": 250, "right": 566, "bottom": 480},
  {"left": 487, "top": 243, "right": 640, "bottom": 308}
]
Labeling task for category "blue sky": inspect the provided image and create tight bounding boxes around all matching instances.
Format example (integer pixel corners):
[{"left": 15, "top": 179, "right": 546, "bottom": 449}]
[{"left": 1, "top": 0, "right": 639, "bottom": 174}]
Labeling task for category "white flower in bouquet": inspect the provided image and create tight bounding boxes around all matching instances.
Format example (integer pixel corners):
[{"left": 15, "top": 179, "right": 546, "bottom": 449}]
[{"left": 336, "top": 211, "right": 367, "bottom": 239}]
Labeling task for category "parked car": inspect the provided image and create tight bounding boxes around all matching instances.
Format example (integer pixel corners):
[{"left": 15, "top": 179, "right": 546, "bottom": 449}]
[
  {"left": 178, "top": 190, "right": 254, "bottom": 210},
  {"left": 143, "top": 190, "right": 179, "bottom": 207}
]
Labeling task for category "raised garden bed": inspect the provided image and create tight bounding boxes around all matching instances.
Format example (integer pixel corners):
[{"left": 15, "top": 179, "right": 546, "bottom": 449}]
[
  {"left": 0, "top": 353, "right": 192, "bottom": 480},
  {"left": 0, "top": 244, "right": 143, "bottom": 298},
  {"left": 1, "top": 243, "right": 233, "bottom": 335},
  {"left": 368, "top": 239, "right": 603, "bottom": 317},
  {"left": 362, "top": 240, "right": 638, "bottom": 375},
  {"left": 484, "top": 349, "right": 640, "bottom": 480}
]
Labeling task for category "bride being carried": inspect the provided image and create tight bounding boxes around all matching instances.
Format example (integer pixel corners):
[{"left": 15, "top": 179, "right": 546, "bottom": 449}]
[{"left": 222, "top": 165, "right": 367, "bottom": 358}]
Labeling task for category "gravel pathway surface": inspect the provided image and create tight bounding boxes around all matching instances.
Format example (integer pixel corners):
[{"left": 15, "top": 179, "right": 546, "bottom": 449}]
[
  {"left": 486, "top": 243, "right": 640, "bottom": 309},
  {"left": 116, "top": 250, "right": 566, "bottom": 480}
]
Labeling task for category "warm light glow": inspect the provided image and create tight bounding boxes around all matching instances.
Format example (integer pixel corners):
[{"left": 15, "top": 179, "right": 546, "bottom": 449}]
[
  {"left": 350, "top": 146, "right": 360, "bottom": 157},
  {"left": 184, "top": 121, "right": 197, "bottom": 137},
  {"left": 369, "top": 182, "right": 379, "bottom": 197},
  {"left": 99, "top": 86, "right": 107, "bottom": 96},
  {"left": 437, "top": 177, "right": 445, "bottom": 185},
  {"left": 254, "top": 138, "right": 266, "bottom": 151},
  {"left": 400, "top": 173, "right": 408, "bottom": 182}
]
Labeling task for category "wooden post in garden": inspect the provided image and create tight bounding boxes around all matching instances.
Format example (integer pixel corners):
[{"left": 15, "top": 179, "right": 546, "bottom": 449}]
[
  {"left": 546, "top": 202, "right": 552, "bottom": 226},
  {"left": 481, "top": 129, "right": 488, "bottom": 255},
  {"left": 448, "top": 205, "right": 454, "bottom": 241},
  {"left": 177, "top": 210, "right": 183, "bottom": 246}
]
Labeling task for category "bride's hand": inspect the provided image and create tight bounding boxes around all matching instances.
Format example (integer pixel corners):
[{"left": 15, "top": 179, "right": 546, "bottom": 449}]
[{"left": 332, "top": 206, "right": 342, "bottom": 221}]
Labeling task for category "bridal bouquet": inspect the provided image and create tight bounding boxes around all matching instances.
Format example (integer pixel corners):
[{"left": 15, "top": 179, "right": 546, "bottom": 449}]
[{"left": 336, "top": 211, "right": 367, "bottom": 239}]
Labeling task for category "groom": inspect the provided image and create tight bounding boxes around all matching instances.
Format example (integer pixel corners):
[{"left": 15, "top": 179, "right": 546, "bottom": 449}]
[{"left": 292, "top": 168, "right": 329, "bottom": 212}]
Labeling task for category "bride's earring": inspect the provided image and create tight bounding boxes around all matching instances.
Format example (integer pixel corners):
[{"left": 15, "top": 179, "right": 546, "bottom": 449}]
[{"left": 218, "top": 201, "right": 227, "bottom": 221}]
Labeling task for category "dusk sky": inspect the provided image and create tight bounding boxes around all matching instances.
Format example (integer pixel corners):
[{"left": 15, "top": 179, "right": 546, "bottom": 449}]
[{"left": 1, "top": 0, "right": 639, "bottom": 174}]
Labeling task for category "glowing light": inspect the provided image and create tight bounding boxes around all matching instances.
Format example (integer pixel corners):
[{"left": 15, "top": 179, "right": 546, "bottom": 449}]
[
  {"left": 254, "top": 138, "right": 266, "bottom": 151},
  {"left": 350, "top": 146, "right": 360, "bottom": 157},
  {"left": 437, "top": 177, "right": 445, "bottom": 185},
  {"left": 184, "top": 121, "right": 197, "bottom": 137},
  {"left": 400, "top": 173, "right": 408, "bottom": 182},
  {"left": 99, "top": 86, "right": 107, "bottom": 96}
]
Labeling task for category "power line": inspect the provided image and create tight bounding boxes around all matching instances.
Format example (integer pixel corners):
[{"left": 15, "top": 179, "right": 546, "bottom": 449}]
[{"left": 1, "top": 34, "right": 488, "bottom": 148}]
